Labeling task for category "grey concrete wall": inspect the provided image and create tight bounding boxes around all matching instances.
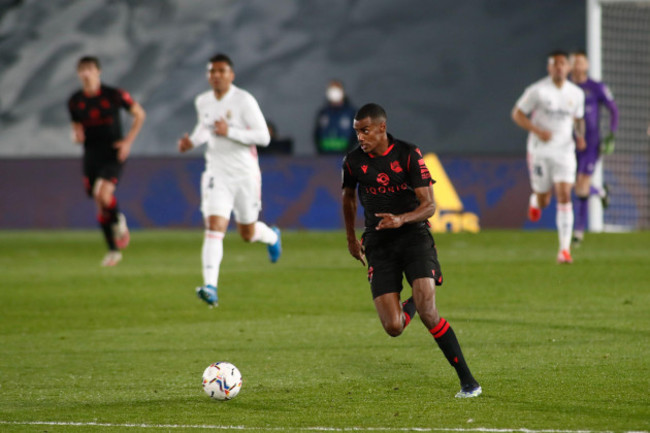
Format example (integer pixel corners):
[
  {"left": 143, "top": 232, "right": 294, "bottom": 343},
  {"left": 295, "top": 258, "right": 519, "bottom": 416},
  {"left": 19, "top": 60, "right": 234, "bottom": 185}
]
[{"left": 0, "top": 0, "right": 585, "bottom": 157}]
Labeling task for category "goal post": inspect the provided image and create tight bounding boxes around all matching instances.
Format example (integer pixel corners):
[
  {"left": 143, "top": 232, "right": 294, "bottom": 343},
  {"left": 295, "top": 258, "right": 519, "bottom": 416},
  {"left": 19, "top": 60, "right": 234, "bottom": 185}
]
[{"left": 586, "top": 0, "right": 650, "bottom": 231}]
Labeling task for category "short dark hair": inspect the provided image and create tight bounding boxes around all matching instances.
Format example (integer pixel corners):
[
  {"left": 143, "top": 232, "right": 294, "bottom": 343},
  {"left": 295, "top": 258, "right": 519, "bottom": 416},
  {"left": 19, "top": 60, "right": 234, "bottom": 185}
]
[
  {"left": 570, "top": 49, "right": 588, "bottom": 58},
  {"left": 209, "top": 53, "right": 234, "bottom": 69},
  {"left": 355, "top": 103, "right": 387, "bottom": 122},
  {"left": 547, "top": 50, "right": 569, "bottom": 60},
  {"left": 78, "top": 56, "right": 100, "bottom": 69}
]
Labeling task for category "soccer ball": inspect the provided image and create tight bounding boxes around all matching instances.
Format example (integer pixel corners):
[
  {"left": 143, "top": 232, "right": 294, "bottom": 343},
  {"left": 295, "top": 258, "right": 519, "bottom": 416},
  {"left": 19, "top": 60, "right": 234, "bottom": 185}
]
[{"left": 202, "top": 362, "right": 242, "bottom": 400}]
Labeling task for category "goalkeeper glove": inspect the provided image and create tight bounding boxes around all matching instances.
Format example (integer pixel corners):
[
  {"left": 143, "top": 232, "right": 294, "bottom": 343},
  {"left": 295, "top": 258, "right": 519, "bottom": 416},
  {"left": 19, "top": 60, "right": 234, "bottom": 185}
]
[{"left": 601, "top": 133, "right": 615, "bottom": 155}]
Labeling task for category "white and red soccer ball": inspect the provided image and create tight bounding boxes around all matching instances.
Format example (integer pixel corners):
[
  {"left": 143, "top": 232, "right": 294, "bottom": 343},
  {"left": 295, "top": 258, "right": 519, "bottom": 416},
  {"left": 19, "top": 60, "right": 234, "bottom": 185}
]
[{"left": 202, "top": 362, "right": 242, "bottom": 401}]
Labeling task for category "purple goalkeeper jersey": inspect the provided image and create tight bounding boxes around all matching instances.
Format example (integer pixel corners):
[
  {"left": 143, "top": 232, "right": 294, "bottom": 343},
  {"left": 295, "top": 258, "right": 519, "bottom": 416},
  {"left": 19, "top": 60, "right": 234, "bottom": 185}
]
[{"left": 574, "top": 78, "right": 619, "bottom": 151}]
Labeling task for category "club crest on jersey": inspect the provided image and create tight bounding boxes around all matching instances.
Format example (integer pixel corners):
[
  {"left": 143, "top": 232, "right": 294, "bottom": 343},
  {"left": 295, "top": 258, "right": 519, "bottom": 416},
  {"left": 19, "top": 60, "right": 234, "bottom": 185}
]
[
  {"left": 361, "top": 165, "right": 368, "bottom": 174},
  {"left": 390, "top": 160, "right": 403, "bottom": 173},
  {"left": 226, "top": 110, "right": 232, "bottom": 120},
  {"left": 376, "top": 173, "right": 390, "bottom": 186}
]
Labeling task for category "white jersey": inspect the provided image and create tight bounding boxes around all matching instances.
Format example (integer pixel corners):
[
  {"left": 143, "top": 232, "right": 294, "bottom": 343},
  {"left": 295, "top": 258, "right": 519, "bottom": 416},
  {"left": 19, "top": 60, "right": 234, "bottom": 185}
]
[
  {"left": 190, "top": 84, "right": 270, "bottom": 177},
  {"left": 516, "top": 76, "right": 584, "bottom": 156}
]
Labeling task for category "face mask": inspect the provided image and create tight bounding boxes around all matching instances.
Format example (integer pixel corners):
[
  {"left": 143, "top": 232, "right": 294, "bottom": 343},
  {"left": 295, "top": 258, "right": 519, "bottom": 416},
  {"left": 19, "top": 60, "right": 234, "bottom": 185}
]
[{"left": 326, "top": 86, "right": 344, "bottom": 104}]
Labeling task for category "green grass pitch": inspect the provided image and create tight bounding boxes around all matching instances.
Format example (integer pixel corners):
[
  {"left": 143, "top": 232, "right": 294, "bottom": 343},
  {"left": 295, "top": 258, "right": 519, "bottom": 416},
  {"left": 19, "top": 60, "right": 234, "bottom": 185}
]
[{"left": 0, "top": 229, "right": 648, "bottom": 433}]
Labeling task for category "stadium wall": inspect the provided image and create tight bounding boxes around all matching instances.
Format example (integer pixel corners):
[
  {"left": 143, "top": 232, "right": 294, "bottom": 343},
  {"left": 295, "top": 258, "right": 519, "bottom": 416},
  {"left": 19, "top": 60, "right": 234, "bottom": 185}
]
[{"left": 2, "top": 156, "right": 542, "bottom": 230}]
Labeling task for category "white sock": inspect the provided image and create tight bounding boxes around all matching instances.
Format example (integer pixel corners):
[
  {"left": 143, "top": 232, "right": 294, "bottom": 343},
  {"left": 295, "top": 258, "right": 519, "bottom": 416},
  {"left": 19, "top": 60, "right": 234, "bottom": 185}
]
[
  {"left": 202, "top": 230, "right": 224, "bottom": 288},
  {"left": 529, "top": 193, "right": 540, "bottom": 209},
  {"left": 556, "top": 203, "right": 573, "bottom": 252},
  {"left": 249, "top": 221, "right": 278, "bottom": 245}
]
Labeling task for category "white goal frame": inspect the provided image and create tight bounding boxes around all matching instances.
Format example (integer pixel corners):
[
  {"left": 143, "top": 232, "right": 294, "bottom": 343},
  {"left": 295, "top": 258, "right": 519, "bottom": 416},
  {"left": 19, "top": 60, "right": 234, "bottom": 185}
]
[{"left": 586, "top": 0, "right": 650, "bottom": 231}]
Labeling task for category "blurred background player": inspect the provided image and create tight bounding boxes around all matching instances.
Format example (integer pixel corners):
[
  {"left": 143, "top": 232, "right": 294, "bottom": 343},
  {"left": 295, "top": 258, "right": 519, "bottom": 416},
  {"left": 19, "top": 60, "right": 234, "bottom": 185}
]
[
  {"left": 67, "top": 56, "right": 146, "bottom": 267},
  {"left": 342, "top": 103, "right": 481, "bottom": 398},
  {"left": 313, "top": 79, "right": 357, "bottom": 154},
  {"left": 569, "top": 50, "right": 619, "bottom": 245},
  {"left": 178, "top": 53, "right": 281, "bottom": 308},
  {"left": 511, "top": 50, "right": 585, "bottom": 264}
]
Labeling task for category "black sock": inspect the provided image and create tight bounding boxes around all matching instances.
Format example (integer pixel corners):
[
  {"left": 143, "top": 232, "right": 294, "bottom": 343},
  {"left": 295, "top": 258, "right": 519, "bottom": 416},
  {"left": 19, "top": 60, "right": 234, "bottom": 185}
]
[
  {"left": 98, "top": 212, "right": 117, "bottom": 251},
  {"left": 402, "top": 297, "right": 417, "bottom": 327},
  {"left": 106, "top": 197, "right": 120, "bottom": 224},
  {"left": 430, "top": 318, "right": 478, "bottom": 388}
]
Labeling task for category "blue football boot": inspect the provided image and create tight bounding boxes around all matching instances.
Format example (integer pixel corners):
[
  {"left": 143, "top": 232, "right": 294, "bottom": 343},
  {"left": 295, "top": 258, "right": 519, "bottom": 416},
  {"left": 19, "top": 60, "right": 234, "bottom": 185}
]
[
  {"left": 196, "top": 285, "right": 218, "bottom": 307},
  {"left": 267, "top": 226, "right": 282, "bottom": 263}
]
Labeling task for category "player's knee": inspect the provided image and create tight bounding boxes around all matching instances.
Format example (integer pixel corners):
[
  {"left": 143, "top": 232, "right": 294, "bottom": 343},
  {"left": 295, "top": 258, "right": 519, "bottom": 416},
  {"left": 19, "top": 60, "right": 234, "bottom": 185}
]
[
  {"left": 383, "top": 320, "right": 404, "bottom": 337},
  {"left": 97, "top": 194, "right": 113, "bottom": 208}
]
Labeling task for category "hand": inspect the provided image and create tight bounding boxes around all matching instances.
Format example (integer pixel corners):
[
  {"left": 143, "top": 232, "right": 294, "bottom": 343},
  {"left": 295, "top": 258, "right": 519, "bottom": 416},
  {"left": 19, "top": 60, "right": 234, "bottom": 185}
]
[
  {"left": 178, "top": 133, "right": 193, "bottom": 153},
  {"left": 113, "top": 139, "right": 132, "bottom": 162},
  {"left": 347, "top": 238, "right": 366, "bottom": 266},
  {"left": 601, "top": 133, "right": 615, "bottom": 155},
  {"left": 375, "top": 213, "right": 404, "bottom": 230},
  {"left": 535, "top": 129, "right": 552, "bottom": 142},
  {"left": 72, "top": 125, "right": 85, "bottom": 143},
  {"left": 576, "top": 136, "right": 587, "bottom": 152},
  {"left": 214, "top": 118, "right": 228, "bottom": 136}
]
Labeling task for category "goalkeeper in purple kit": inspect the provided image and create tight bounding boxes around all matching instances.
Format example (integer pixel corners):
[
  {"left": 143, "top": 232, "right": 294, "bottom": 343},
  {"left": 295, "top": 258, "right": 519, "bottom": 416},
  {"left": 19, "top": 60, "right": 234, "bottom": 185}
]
[{"left": 569, "top": 51, "right": 619, "bottom": 244}]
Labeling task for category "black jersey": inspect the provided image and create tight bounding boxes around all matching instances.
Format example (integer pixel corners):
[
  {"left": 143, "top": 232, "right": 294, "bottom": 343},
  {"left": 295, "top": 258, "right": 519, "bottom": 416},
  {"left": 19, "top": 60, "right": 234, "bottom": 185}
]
[
  {"left": 67, "top": 85, "right": 134, "bottom": 162},
  {"left": 342, "top": 134, "right": 435, "bottom": 232}
]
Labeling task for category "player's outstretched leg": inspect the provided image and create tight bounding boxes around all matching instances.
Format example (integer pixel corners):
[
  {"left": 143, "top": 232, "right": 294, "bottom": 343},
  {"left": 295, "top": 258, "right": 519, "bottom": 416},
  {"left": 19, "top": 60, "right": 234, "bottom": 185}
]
[
  {"left": 413, "top": 278, "right": 481, "bottom": 398},
  {"left": 556, "top": 202, "right": 574, "bottom": 264},
  {"left": 197, "top": 230, "right": 224, "bottom": 307},
  {"left": 97, "top": 211, "right": 121, "bottom": 266},
  {"left": 573, "top": 195, "right": 588, "bottom": 246},
  {"left": 429, "top": 318, "right": 482, "bottom": 398},
  {"left": 244, "top": 221, "right": 282, "bottom": 263}
]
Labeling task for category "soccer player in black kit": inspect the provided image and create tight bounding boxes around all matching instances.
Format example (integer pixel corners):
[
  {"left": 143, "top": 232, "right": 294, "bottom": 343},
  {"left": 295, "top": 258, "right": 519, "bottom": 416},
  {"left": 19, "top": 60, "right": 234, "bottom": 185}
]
[
  {"left": 342, "top": 103, "right": 481, "bottom": 398},
  {"left": 68, "top": 56, "right": 146, "bottom": 266}
]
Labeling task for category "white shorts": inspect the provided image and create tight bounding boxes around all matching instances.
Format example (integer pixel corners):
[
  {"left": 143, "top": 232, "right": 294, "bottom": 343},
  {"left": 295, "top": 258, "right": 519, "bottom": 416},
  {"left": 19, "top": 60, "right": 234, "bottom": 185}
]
[
  {"left": 200, "top": 171, "right": 262, "bottom": 224},
  {"left": 527, "top": 152, "right": 577, "bottom": 193}
]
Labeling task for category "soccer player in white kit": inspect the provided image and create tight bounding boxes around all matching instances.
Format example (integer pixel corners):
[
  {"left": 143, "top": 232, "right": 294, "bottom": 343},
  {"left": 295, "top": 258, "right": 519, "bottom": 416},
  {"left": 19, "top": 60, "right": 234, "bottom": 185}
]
[
  {"left": 511, "top": 50, "right": 586, "bottom": 264},
  {"left": 178, "top": 53, "right": 281, "bottom": 306}
]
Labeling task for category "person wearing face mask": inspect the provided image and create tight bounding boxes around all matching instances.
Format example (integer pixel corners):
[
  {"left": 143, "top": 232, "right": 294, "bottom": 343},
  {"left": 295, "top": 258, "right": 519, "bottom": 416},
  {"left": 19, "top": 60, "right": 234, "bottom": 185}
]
[{"left": 313, "top": 80, "right": 357, "bottom": 154}]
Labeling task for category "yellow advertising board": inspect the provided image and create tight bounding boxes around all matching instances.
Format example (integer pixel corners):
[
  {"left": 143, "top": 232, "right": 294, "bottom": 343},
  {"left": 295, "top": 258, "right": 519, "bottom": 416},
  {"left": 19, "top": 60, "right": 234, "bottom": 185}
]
[{"left": 424, "top": 153, "right": 479, "bottom": 233}]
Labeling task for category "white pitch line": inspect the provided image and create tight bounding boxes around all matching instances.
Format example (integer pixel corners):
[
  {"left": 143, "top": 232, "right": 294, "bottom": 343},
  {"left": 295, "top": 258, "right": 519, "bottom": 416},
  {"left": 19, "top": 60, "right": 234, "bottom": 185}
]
[{"left": 0, "top": 421, "right": 647, "bottom": 433}]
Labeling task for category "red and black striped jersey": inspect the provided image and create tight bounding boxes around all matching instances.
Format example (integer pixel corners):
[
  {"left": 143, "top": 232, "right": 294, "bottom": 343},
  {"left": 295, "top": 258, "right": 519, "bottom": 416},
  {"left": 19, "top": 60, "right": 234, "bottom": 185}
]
[{"left": 342, "top": 134, "right": 434, "bottom": 231}]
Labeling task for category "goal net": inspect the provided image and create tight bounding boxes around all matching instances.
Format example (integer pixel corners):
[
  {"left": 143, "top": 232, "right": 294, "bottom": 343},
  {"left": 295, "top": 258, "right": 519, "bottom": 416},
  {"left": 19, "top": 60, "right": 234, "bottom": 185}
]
[{"left": 588, "top": 0, "right": 650, "bottom": 230}]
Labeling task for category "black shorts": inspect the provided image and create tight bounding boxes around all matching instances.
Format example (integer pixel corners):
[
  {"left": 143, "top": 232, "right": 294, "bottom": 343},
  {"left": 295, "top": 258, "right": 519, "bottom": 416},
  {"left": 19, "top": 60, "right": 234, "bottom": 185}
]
[
  {"left": 83, "top": 159, "right": 123, "bottom": 197},
  {"left": 362, "top": 225, "right": 443, "bottom": 299}
]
